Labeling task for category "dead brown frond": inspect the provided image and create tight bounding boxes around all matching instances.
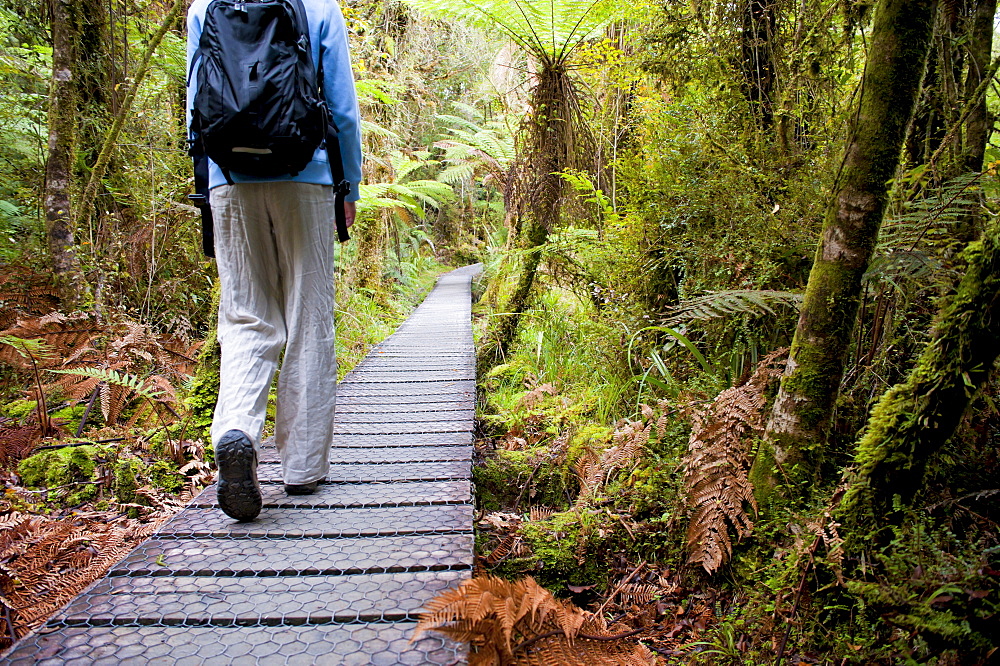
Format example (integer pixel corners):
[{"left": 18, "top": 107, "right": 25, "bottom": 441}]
[
  {"left": 0, "top": 423, "right": 41, "bottom": 470},
  {"left": 529, "top": 506, "right": 555, "bottom": 522},
  {"left": 0, "top": 266, "right": 60, "bottom": 329},
  {"left": 518, "top": 382, "right": 557, "bottom": 409},
  {"left": 484, "top": 534, "right": 524, "bottom": 567},
  {"left": 0, "top": 313, "right": 102, "bottom": 370},
  {"left": 574, "top": 419, "right": 649, "bottom": 504},
  {"left": 683, "top": 349, "right": 787, "bottom": 574},
  {"left": 414, "top": 575, "right": 656, "bottom": 665},
  {"left": 0, "top": 509, "right": 170, "bottom": 649}
]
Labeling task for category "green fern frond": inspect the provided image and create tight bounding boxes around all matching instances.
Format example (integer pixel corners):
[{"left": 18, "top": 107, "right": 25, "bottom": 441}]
[
  {"left": 403, "top": 0, "right": 620, "bottom": 62},
  {"left": 355, "top": 78, "right": 400, "bottom": 106},
  {"left": 357, "top": 196, "right": 416, "bottom": 215},
  {"left": 437, "top": 163, "right": 476, "bottom": 185},
  {"left": 48, "top": 367, "right": 164, "bottom": 402},
  {"left": 436, "top": 113, "right": 486, "bottom": 135},
  {"left": 392, "top": 180, "right": 455, "bottom": 207},
  {"left": 0, "top": 335, "right": 57, "bottom": 362},
  {"left": 448, "top": 100, "right": 484, "bottom": 121},
  {"left": 361, "top": 119, "right": 401, "bottom": 141},
  {"left": 663, "top": 290, "right": 803, "bottom": 327}
]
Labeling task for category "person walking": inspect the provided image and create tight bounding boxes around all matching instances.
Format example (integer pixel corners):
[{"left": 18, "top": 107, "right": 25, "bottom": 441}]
[{"left": 186, "top": 0, "right": 362, "bottom": 521}]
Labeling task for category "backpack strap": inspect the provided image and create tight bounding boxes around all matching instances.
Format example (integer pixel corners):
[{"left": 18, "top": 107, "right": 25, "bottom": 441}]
[
  {"left": 188, "top": 140, "right": 216, "bottom": 258},
  {"left": 325, "top": 122, "right": 352, "bottom": 243}
]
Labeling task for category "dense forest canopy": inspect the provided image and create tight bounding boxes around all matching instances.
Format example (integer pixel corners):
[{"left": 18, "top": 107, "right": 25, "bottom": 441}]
[{"left": 0, "top": 0, "right": 998, "bottom": 662}]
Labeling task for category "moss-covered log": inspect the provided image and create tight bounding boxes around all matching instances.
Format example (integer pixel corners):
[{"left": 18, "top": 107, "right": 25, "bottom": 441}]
[
  {"left": 754, "top": 0, "right": 938, "bottom": 498},
  {"left": 838, "top": 221, "right": 1000, "bottom": 541}
]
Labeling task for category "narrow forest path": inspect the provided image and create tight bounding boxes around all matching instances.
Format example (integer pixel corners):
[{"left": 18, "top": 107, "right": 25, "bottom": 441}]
[{"left": 6, "top": 265, "right": 482, "bottom": 665}]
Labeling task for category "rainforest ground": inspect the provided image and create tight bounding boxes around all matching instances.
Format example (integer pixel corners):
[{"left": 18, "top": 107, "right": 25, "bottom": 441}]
[{"left": 1, "top": 0, "right": 998, "bottom": 663}]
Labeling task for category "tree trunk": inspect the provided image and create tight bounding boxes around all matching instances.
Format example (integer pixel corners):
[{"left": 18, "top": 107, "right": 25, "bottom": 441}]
[
  {"left": 43, "top": 0, "right": 87, "bottom": 304},
  {"left": 838, "top": 219, "right": 1000, "bottom": 543},
  {"left": 77, "top": 0, "right": 111, "bottom": 165},
  {"left": 354, "top": 211, "right": 389, "bottom": 299},
  {"left": 961, "top": 0, "right": 996, "bottom": 173},
  {"left": 740, "top": 0, "right": 777, "bottom": 130},
  {"left": 753, "top": 0, "right": 938, "bottom": 499}
]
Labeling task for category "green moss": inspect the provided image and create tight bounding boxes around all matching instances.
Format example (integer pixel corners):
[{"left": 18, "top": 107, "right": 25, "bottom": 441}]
[
  {"left": 501, "top": 509, "right": 610, "bottom": 590},
  {"left": 51, "top": 402, "right": 87, "bottom": 433},
  {"left": 18, "top": 445, "right": 103, "bottom": 506},
  {"left": 18, "top": 443, "right": 186, "bottom": 509},
  {"left": 4, "top": 399, "right": 38, "bottom": 420},
  {"left": 109, "top": 455, "right": 143, "bottom": 503},
  {"left": 473, "top": 448, "right": 575, "bottom": 512},
  {"left": 184, "top": 280, "right": 221, "bottom": 441},
  {"left": 19, "top": 445, "right": 98, "bottom": 488},
  {"left": 148, "top": 460, "right": 183, "bottom": 494}
]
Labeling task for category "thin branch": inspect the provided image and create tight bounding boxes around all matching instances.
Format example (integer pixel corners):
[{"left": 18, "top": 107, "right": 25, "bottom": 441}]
[{"left": 75, "top": 0, "right": 187, "bottom": 227}]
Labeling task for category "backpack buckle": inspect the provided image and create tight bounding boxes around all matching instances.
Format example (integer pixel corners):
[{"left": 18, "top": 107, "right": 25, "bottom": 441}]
[{"left": 333, "top": 180, "right": 351, "bottom": 196}]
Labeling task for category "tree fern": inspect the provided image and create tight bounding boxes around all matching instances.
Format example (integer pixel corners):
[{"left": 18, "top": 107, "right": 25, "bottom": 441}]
[{"left": 404, "top": 0, "right": 621, "bottom": 63}]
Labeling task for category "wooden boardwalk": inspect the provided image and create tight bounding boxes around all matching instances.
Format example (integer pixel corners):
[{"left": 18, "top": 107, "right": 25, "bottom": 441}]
[{"left": 5, "top": 265, "right": 480, "bottom": 665}]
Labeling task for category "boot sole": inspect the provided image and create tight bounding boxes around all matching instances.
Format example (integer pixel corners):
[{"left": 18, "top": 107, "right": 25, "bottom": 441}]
[{"left": 216, "top": 434, "right": 262, "bottom": 522}]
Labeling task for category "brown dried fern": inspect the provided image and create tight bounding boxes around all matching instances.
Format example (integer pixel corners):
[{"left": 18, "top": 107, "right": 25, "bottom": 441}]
[
  {"left": 0, "top": 509, "right": 170, "bottom": 648},
  {"left": 0, "top": 313, "right": 103, "bottom": 370},
  {"left": 574, "top": 419, "right": 649, "bottom": 505},
  {"left": 0, "top": 424, "right": 40, "bottom": 469},
  {"left": 683, "top": 349, "right": 786, "bottom": 574},
  {"left": 414, "top": 575, "right": 656, "bottom": 665}
]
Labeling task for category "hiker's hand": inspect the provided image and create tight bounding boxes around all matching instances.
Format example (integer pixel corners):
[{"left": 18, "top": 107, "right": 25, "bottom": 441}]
[{"left": 345, "top": 201, "right": 356, "bottom": 230}]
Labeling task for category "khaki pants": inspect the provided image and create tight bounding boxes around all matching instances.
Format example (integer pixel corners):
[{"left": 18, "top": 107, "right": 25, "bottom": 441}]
[{"left": 209, "top": 182, "right": 336, "bottom": 485}]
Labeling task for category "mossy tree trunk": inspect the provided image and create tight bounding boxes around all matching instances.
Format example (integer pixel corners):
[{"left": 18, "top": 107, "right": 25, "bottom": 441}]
[
  {"left": 185, "top": 281, "right": 222, "bottom": 440},
  {"left": 43, "top": 0, "right": 87, "bottom": 304},
  {"left": 353, "top": 211, "right": 389, "bottom": 300},
  {"left": 753, "top": 0, "right": 938, "bottom": 499},
  {"left": 838, "top": 220, "right": 1000, "bottom": 544},
  {"left": 961, "top": 0, "right": 996, "bottom": 174}
]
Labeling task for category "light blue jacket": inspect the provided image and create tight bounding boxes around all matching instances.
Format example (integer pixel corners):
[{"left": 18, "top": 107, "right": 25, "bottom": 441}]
[{"left": 186, "top": 0, "right": 362, "bottom": 201}]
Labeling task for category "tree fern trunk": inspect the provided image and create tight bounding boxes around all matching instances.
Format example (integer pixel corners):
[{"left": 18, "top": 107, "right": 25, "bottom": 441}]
[
  {"left": 753, "top": 0, "right": 938, "bottom": 500},
  {"left": 838, "top": 219, "right": 1000, "bottom": 543},
  {"left": 480, "top": 65, "right": 570, "bottom": 371},
  {"left": 487, "top": 217, "right": 549, "bottom": 366}
]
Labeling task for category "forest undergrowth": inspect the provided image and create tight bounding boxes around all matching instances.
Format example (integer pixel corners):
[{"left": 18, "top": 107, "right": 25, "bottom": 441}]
[
  {"left": 0, "top": 256, "right": 448, "bottom": 648},
  {"left": 3, "top": 0, "right": 1000, "bottom": 661}
]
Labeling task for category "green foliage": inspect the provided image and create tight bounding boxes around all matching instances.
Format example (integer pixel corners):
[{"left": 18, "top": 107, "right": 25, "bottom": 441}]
[
  {"left": 403, "top": 0, "right": 621, "bottom": 62},
  {"left": 18, "top": 443, "right": 186, "bottom": 508},
  {"left": 501, "top": 509, "right": 611, "bottom": 590},
  {"left": 19, "top": 445, "right": 100, "bottom": 506}
]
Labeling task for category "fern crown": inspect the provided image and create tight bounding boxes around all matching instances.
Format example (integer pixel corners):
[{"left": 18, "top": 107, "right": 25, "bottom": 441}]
[{"left": 403, "top": 0, "right": 620, "bottom": 63}]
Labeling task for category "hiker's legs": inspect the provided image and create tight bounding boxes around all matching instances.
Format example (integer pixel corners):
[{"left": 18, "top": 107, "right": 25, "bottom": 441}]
[
  {"left": 210, "top": 183, "right": 285, "bottom": 449},
  {"left": 268, "top": 182, "right": 337, "bottom": 486}
]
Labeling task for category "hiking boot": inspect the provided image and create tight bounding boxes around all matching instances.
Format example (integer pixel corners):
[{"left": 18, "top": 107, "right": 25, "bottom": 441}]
[
  {"left": 284, "top": 480, "right": 320, "bottom": 495},
  {"left": 215, "top": 429, "right": 262, "bottom": 521}
]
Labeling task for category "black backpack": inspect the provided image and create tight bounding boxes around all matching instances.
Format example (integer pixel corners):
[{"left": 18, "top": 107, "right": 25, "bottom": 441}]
[{"left": 188, "top": 0, "right": 350, "bottom": 254}]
